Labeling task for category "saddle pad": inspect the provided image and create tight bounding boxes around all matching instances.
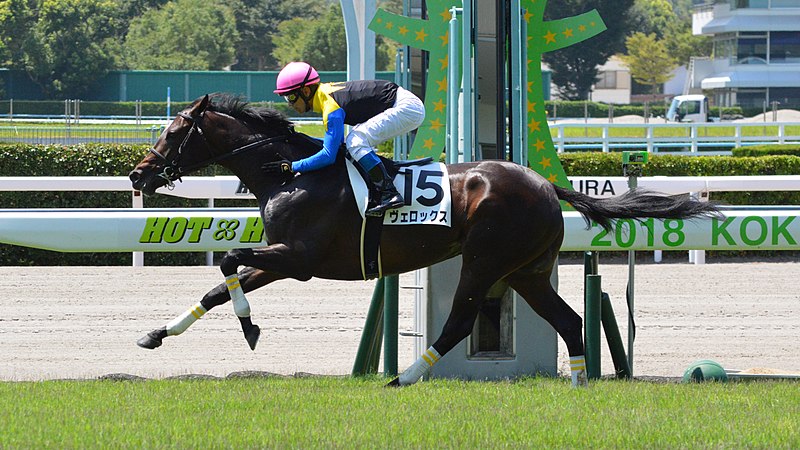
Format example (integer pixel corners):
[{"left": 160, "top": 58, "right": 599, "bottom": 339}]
[{"left": 346, "top": 159, "right": 452, "bottom": 227}]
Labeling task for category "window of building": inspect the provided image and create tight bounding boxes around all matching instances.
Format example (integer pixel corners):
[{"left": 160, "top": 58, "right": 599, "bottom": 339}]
[
  {"left": 595, "top": 71, "right": 618, "bottom": 89},
  {"left": 771, "top": 0, "right": 800, "bottom": 7},
  {"left": 714, "top": 34, "right": 736, "bottom": 61},
  {"left": 737, "top": 32, "right": 768, "bottom": 64},
  {"left": 770, "top": 32, "right": 800, "bottom": 63},
  {"left": 731, "top": 0, "right": 800, "bottom": 7},
  {"left": 733, "top": 0, "right": 768, "bottom": 7},
  {"left": 770, "top": 88, "right": 800, "bottom": 108},
  {"left": 731, "top": 0, "right": 769, "bottom": 8},
  {"left": 736, "top": 89, "right": 768, "bottom": 108}
]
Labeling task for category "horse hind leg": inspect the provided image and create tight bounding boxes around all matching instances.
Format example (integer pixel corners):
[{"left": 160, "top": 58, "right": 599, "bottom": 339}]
[
  {"left": 388, "top": 262, "right": 503, "bottom": 387},
  {"left": 505, "top": 268, "right": 587, "bottom": 387}
]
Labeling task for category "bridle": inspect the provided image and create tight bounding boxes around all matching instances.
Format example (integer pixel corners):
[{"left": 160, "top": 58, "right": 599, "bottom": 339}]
[{"left": 148, "top": 110, "right": 290, "bottom": 188}]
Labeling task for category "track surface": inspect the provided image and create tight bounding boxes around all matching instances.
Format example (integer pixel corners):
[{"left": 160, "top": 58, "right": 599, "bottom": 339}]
[{"left": 1, "top": 261, "right": 797, "bottom": 381}]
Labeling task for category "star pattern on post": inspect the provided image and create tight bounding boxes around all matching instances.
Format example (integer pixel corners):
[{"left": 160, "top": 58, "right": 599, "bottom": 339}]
[
  {"left": 523, "top": 0, "right": 607, "bottom": 190},
  {"left": 433, "top": 98, "right": 446, "bottom": 113},
  {"left": 369, "top": 1, "right": 463, "bottom": 160},
  {"left": 436, "top": 77, "right": 448, "bottom": 92},
  {"left": 370, "top": 0, "right": 607, "bottom": 191}
]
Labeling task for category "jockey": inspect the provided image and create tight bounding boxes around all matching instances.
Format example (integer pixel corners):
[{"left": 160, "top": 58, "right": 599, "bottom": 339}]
[{"left": 267, "top": 61, "right": 425, "bottom": 217}]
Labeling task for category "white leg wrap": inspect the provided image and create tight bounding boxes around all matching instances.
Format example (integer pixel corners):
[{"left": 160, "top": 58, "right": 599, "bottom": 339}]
[
  {"left": 570, "top": 355, "right": 588, "bottom": 387},
  {"left": 166, "top": 302, "right": 207, "bottom": 336},
  {"left": 398, "top": 346, "right": 441, "bottom": 385},
  {"left": 226, "top": 274, "right": 250, "bottom": 317}
]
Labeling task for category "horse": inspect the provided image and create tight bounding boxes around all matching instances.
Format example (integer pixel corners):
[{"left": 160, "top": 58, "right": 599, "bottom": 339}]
[{"left": 129, "top": 93, "right": 720, "bottom": 387}]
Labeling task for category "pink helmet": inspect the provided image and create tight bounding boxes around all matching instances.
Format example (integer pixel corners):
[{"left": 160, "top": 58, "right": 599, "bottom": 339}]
[{"left": 274, "top": 62, "right": 320, "bottom": 94}]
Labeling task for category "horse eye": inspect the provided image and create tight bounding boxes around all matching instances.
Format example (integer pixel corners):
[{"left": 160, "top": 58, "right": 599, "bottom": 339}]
[{"left": 165, "top": 130, "right": 179, "bottom": 142}]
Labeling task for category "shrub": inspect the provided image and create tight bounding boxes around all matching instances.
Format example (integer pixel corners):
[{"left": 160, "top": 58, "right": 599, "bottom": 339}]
[{"left": 731, "top": 144, "right": 800, "bottom": 157}]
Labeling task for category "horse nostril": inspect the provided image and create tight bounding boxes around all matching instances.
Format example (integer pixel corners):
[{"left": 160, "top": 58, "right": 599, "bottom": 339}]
[{"left": 129, "top": 170, "right": 142, "bottom": 183}]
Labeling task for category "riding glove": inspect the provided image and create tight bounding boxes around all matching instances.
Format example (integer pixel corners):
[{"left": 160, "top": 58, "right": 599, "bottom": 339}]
[{"left": 262, "top": 159, "right": 294, "bottom": 175}]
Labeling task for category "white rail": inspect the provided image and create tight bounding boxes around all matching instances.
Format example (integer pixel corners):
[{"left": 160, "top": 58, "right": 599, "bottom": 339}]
[
  {"left": 1, "top": 176, "right": 798, "bottom": 266},
  {"left": 0, "top": 207, "right": 797, "bottom": 252},
  {"left": 549, "top": 122, "right": 800, "bottom": 154}
]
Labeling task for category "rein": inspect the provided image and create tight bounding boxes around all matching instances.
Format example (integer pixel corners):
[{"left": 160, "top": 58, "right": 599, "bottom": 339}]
[{"left": 150, "top": 111, "right": 290, "bottom": 187}]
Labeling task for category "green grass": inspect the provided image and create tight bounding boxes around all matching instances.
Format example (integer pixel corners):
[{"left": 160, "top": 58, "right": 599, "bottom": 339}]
[
  {"left": 1, "top": 376, "right": 798, "bottom": 448},
  {"left": 0, "top": 120, "right": 161, "bottom": 130}
]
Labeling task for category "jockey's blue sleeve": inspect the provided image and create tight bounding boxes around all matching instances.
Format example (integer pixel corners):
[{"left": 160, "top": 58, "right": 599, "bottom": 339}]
[{"left": 291, "top": 108, "right": 345, "bottom": 173}]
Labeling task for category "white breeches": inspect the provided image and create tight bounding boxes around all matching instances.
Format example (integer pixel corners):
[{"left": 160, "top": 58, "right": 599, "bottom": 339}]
[{"left": 345, "top": 86, "right": 425, "bottom": 162}]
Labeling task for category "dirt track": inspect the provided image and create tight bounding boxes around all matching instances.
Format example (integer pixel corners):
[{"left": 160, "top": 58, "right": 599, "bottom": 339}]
[{"left": 1, "top": 260, "right": 798, "bottom": 381}]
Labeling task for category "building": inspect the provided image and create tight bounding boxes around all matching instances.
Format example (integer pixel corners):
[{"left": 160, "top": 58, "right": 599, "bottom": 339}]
[
  {"left": 689, "top": 0, "right": 800, "bottom": 108},
  {"left": 590, "top": 56, "right": 633, "bottom": 104},
  {"left": 542, "top": 56, "right": 633, "bottom": 104}
]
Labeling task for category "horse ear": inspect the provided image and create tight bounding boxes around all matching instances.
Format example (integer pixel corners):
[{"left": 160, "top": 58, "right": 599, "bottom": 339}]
[{"left": 198, "top": 94, "right": 210, "bottom": 113}]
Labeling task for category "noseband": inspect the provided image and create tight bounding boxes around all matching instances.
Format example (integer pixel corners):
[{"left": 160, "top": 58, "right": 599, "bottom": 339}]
[{"left": 149, "top": 111, "right": 289, "bottom": 188}]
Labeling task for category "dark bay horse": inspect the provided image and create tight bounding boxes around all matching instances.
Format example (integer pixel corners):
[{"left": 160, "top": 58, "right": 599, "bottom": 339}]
[{"left": 129, "top": 94, "right": 719, "bottom": 387}]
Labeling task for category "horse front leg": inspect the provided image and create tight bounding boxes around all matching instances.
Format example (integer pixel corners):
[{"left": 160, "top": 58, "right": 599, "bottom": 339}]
[
  {"left": 136, "top": 267, "right": 283, "bottom": 350},
  {"left": 219, "top": 245, "right": 313, "bottom": 351}
]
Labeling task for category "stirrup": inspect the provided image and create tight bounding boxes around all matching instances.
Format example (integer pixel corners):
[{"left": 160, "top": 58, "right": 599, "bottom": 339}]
[{"left": 366, "top": 194, "right": 404, "bottom": 217}]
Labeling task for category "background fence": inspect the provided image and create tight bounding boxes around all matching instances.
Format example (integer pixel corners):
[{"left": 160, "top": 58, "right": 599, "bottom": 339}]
[
  {"left": 0, "top": 69, "right": 397, "bottom": 103},
  {"left": 550, "top": 122, "right": 800, "bottom": 154},
  {"left": 0, "top": 125, "right": 165, "bottom": 145}
]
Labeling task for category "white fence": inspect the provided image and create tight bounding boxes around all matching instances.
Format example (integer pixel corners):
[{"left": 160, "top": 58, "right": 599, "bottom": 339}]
[
  {"left": 1, "top": 175, "right": 798, "bottom": 266},
  {"left": 549, "top": 122, "right": 800, "bottom": 154}
]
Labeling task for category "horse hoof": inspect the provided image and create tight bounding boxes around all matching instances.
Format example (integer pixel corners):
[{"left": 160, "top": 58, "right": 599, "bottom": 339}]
[
  {"left": 136, "top": 330, "right": 163, "bottom": 349},
  {"left": 385, "top": 378, "right": 401, "bottom": 388},
  {"left": 244, "top": 324, "right": 261, "bottom": 351}
]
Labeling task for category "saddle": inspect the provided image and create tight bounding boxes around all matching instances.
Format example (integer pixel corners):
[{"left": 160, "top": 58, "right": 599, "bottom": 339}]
[{"left": 290, "top": 132, "right": 433, "bottom": 280}]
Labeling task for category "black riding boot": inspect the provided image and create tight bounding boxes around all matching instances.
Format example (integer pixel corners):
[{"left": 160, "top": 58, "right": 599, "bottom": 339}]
[{"left": 365, "top": 162, "right": 404, "bottom": 216}]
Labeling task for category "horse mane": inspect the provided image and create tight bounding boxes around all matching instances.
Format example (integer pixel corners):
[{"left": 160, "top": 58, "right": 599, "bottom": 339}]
[{"left": 203, "top": 93, "right": 294, "bottom": 135}]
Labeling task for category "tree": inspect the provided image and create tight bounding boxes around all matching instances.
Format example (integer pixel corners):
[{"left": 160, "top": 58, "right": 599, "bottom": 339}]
[
  {"left": 664, "top": 22, "right": 711, "bottom": 67},
  {"left": 619, "top": 32, "right": 677, "bottom": 97},
  {"left": 20, "top": 0, "right": 124, "bottom": 99},
  {"left": 629, "top": 0, "right": 711, "bottom": 67},
  {"left": 0, "top": 0, "right": 37, "bottom": 67},
  {"left": 272, "top": 3, "right": 348, "bottom": 70},
  {"left": 543, "top": 0, "right": 635, "bottom": 100},
  {"left": 629, "top": 0, "right": 674, "bottom": 39},
  {"left": 663, "top": 4, "right": 711, "bottom": 67},
  {"left": 123, "top": 0, "right": 239, "bottom": 70},
  {"left": 229, "top": 0, "right": 322, "bottom": 71}
]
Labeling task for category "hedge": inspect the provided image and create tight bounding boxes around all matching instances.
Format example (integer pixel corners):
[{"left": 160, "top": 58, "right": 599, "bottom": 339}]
[
  {"left": 731, "top": 144, "right": 800, "bottom": 158},
  {"left": 1, "top": 144, "right": 798, "bottom": 265}
]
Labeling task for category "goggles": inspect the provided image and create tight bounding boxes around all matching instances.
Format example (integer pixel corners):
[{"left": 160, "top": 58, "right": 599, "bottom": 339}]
[{"left": 284, "top": 92, "right": 300, "bottom": 104}]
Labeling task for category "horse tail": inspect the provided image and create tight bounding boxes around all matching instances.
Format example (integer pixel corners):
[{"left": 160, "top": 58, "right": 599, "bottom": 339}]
[{"left": 552, "top": 184, "right": 722, "bottom": 232}]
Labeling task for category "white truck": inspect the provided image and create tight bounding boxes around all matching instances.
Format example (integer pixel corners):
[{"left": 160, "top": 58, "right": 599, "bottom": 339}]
[{"left": 666, "top": 94, "right": 709, "bottom": 122}]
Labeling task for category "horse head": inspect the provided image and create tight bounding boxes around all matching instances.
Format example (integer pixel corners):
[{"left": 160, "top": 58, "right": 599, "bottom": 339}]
[
  {"left": 129, "top": 94, "right": 217, "bottom": 195},
  {"left": 129, "top": 93, "right": 297, "bottom": 196}
]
